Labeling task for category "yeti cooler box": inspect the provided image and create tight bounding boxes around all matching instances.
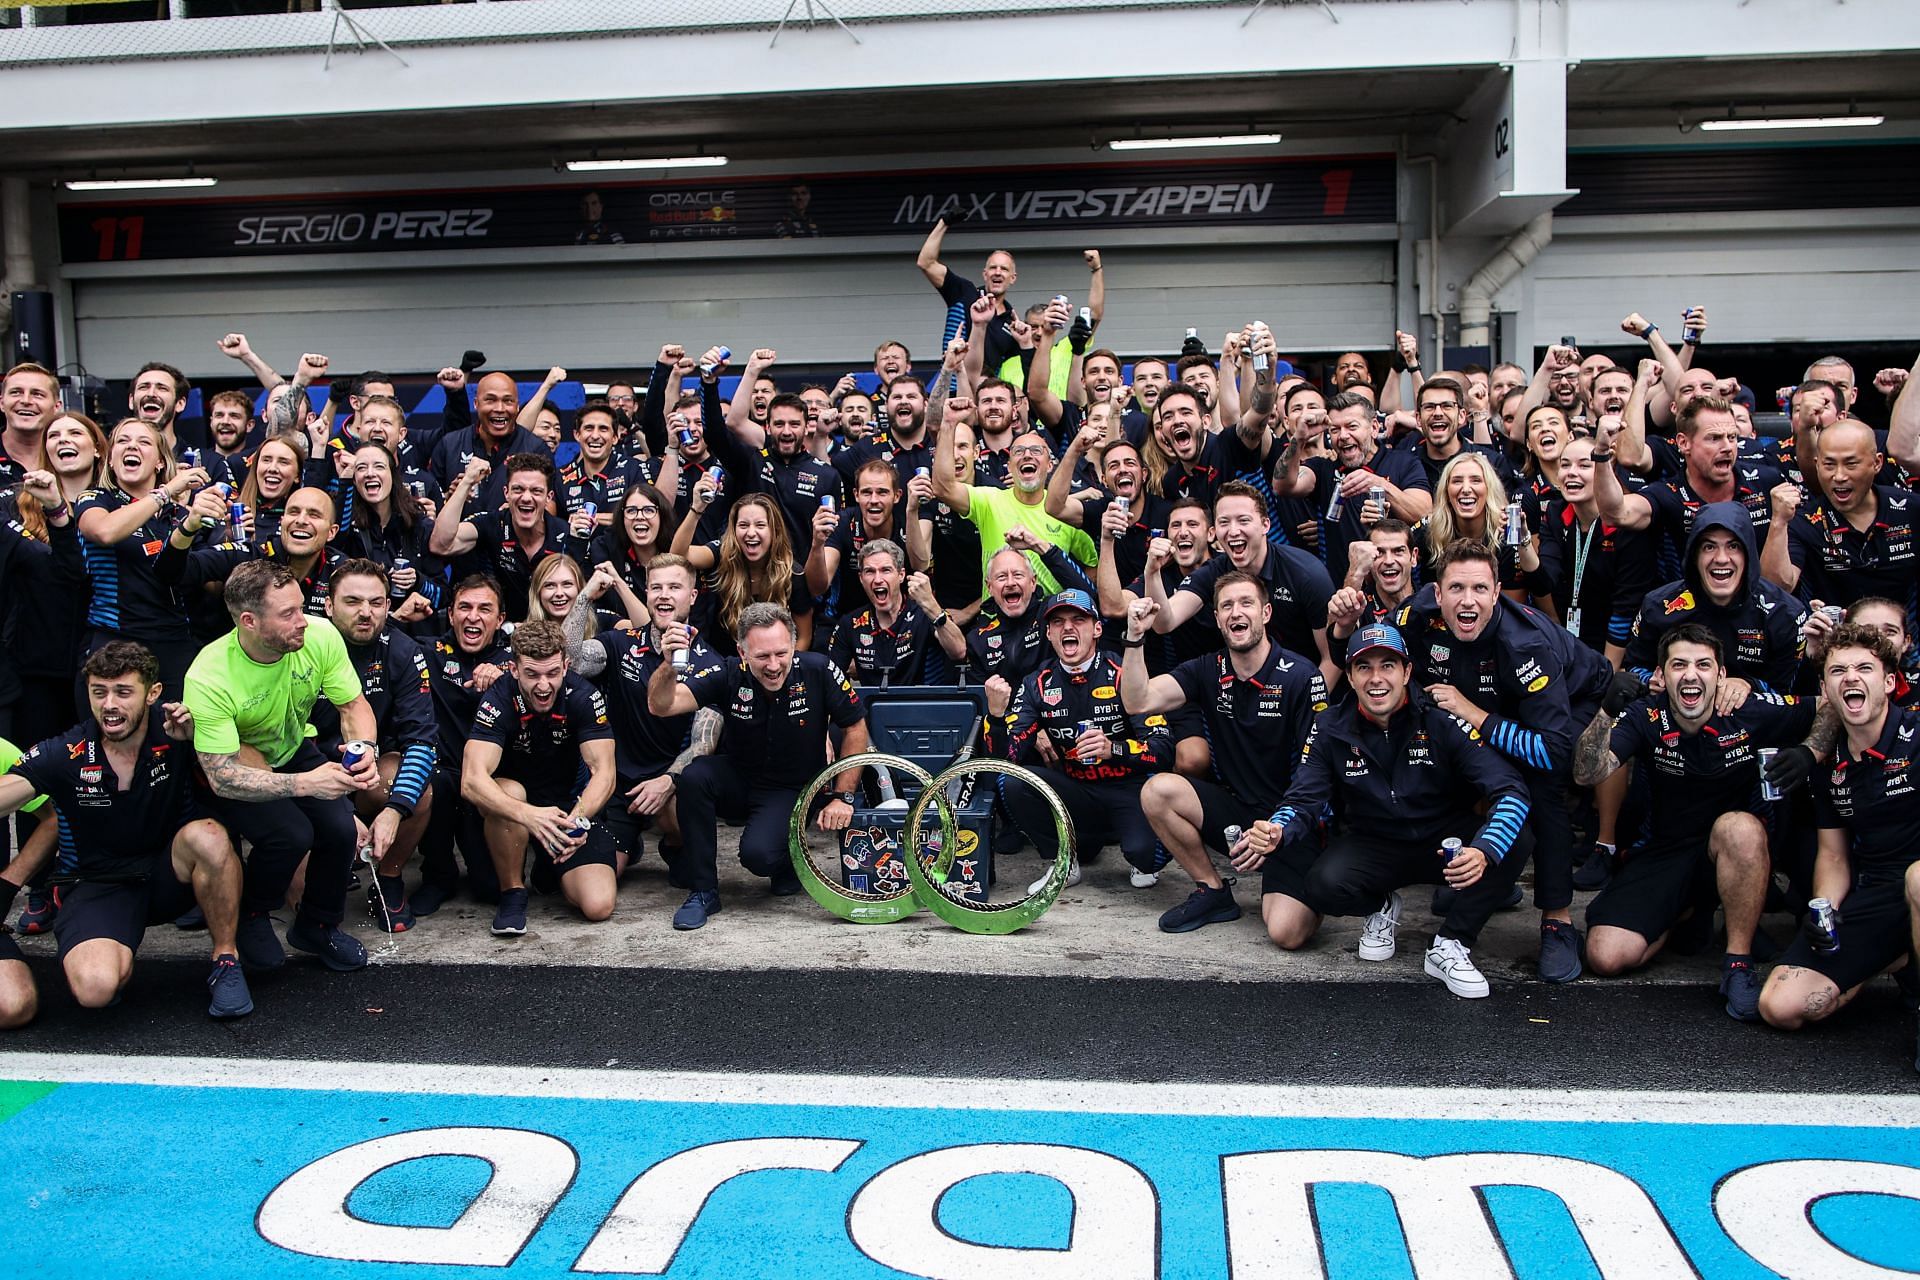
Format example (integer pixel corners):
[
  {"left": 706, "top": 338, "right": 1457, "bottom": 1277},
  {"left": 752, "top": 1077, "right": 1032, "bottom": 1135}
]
[{"left": 842, "top": 686, "right": 994, "bottom": 903}]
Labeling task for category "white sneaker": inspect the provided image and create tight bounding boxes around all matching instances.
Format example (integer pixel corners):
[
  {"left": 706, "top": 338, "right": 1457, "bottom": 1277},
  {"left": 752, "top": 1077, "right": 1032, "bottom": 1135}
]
[
  {"left": 1424, "top": 936, "right": 1491, "bottom": 999},
  {"left": 1358, "top": 891, "right": 1402, "bottom": 961},
  {"left": 1129, "top": 869, "right": 1161, "bottom": 888},
  {"left": 1029, "top": 856, "right": 1081, "bottom": 896}
]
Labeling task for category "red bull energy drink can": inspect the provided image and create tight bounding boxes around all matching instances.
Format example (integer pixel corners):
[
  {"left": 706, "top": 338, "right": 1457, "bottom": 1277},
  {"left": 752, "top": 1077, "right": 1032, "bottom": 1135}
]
[
  {"left": 341, "top": 739, "right": 376, "bottom": 771},
  {"left": 1808, "top": 898, "right": 1840, "bottom": 954}
]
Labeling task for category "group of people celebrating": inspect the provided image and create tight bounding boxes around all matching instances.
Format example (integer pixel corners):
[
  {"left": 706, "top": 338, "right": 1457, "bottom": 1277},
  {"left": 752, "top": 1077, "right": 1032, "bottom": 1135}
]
[{"left": 0, "top": 234, "right": 1914, "bottom": 1073}]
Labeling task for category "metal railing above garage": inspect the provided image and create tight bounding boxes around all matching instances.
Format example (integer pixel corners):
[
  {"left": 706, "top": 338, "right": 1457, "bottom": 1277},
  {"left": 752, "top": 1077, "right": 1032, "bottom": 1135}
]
[{"left": 0, "top": 0, "right": 1365, "bottom": 66}]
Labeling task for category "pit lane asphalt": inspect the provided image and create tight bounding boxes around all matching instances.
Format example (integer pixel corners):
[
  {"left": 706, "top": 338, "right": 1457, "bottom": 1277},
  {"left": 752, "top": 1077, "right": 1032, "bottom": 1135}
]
[{"left": 4, "top": 954, "right": 1915, "bottom": 1094}]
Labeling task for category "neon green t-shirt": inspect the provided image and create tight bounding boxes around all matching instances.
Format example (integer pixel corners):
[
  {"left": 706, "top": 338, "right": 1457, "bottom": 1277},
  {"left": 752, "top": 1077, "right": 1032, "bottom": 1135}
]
[
  {"left": 964, "top": 485, "right": 1098, "bottom": 595},
  {"left": 0, "top": 738, "right": 47, "bottom": 814},
  {"left": 183, "top": 617, "right": 362, "bottom": 767},
  {"left": 997, "top": 337, "right": 1071, "bottom": 402}
]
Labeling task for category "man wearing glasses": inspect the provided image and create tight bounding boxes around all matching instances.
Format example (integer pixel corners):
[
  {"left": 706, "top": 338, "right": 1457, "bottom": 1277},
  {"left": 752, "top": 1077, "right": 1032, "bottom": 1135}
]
[{"left": 929, "top": 401, "right": 1097, "bottom": 595}]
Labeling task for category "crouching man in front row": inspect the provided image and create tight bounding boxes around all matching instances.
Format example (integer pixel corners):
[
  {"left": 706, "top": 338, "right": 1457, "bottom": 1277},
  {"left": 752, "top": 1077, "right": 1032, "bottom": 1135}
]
[
  {"left": 1757, "top": 624, "right": 1920, "bottom": 1072},
  {"left": 1244, "top": 623, "right": 1533, "bottom": 998},
  {"left": 0, "top": 641, "right": 252, "bottom": 1025}
]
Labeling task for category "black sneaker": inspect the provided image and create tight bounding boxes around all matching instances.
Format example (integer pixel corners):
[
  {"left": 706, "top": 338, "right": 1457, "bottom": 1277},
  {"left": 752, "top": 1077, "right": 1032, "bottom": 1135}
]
[
  {"left": 769, "top": 866, "right": 803, "bottom": 897},
  {"left": 206, "top": 954, "right": 254, "bottom": 1019},
  {"left": 286, "top": 918, "right": 369, "bottom": 971},
  {"left": 490, "top": 888, "right": 529, "bottom": 936},
  {"left": 1158, "top": 881, "right": 1242, "bottom": 934},
  {"left": 236, "top": 912, "right": 285, "bottom": 971},
  {"left": 1572, "top": 846, "right": 1615, "bottom": 891},
  {"left": 173, "top": 904, "right": 207, "bottom": 931}
]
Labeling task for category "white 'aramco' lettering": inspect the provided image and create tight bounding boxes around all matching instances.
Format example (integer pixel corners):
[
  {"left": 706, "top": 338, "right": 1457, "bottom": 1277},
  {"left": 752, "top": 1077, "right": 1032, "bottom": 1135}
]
[
  {"left": 846, "top": 1141, "right": 1157, "bottom": 1279},
  {"left": 573, "top": 1137, "right": 861, "bottom": 1274},
  {"left": 255, "top": 1126, "right": 576, "bottom": 1267},
  {"left": 1716, "top": 1158, "right": 1920, "bottom": 1280},
  {"left": 1221, "top": 1149, "right": 1696, "bottom": 1279}
]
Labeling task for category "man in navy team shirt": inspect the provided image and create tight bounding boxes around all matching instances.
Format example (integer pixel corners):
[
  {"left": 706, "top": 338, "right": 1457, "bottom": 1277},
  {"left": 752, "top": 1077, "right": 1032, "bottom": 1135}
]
[
  {"left": 0, "top": 641, "right": 252, "bottom": 1023},
  {"left": 462, "top": 620, "right": 620, "bottom": 938}
]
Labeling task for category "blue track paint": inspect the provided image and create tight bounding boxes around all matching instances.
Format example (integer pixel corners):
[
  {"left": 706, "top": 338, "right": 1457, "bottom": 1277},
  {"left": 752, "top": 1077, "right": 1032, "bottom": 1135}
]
[{"left": 2, "top": 1068, "right": 1918, "bottom": 1278}]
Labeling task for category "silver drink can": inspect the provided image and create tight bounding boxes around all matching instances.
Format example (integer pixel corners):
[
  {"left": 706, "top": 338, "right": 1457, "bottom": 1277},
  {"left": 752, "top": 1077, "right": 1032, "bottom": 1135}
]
[
  {"left": 1504, "top": 500, "right": 1526, "bottom": 546},
  {"left": 1440, "top": 837, "right": 1462, "bottom": 863},
  {"left": 1808, "top": 897, "right": 1840, "bottom": 955},
  {"left": 1758, "top": 748, "right": 1782, "bottom": 801},
  {"left": 1223, "top": 824, "right": 1245, "bottom": 850}
]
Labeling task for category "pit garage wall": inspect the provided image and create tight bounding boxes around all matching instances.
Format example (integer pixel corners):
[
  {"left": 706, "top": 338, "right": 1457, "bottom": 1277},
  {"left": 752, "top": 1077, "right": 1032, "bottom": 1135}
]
[
  {"left": 64, "top": 239, "right": 1399, "bottom": 381},
  {"left": 1510, "top": 212, "right": 1920, "bottom": 356}
]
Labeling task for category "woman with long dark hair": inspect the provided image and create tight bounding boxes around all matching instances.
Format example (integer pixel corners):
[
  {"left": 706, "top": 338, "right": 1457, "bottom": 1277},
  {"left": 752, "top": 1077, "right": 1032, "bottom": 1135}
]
[
  {"left": 339, "top": 441, "right": 440, "bottom": 616},
  {"left": 673, "top": 490, "right": 812, "bottom": 654}
]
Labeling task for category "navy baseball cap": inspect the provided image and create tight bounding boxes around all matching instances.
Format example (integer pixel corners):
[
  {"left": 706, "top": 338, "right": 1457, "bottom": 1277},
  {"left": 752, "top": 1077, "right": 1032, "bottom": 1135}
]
[
  {"left": 1347, "top": 623, "right": 1409, "bottom": 663},
  {"left": 1042, "top": 588, "right": 1098, "bottom": 620}
]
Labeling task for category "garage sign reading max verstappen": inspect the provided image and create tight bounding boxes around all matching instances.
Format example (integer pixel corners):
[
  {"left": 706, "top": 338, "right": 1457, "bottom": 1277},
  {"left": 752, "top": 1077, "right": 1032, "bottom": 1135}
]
[{"left": 57, "top": 155, "right": 1393, "bottom": 262}]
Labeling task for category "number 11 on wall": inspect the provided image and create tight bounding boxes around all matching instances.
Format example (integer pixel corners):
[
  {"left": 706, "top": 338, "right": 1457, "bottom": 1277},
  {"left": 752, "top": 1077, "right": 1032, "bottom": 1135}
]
[{"left": 90, "top": 215, "right": 146, "bottom": 261}]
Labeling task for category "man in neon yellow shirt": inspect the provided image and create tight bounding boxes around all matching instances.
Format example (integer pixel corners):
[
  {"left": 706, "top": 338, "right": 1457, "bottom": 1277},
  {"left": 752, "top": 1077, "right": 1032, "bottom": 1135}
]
[
  {"left": 184, "top": 560, "right": 383, "bottom": 974},
  {"left": 929, "top": 395, "right": 1097, "bottom": 595}
]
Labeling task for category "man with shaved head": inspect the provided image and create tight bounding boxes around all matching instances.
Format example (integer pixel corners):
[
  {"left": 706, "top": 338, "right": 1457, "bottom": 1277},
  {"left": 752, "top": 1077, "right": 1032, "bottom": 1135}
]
[
  {"left": 1766, "top": 418, "right": 1920, "bottom": 620},
  {"left": 430, "top": 370, "right": 551, "bottom": 512}
]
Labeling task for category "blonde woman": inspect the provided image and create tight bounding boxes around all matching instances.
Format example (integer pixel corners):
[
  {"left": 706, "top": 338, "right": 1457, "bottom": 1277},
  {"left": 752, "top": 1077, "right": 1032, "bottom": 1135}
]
[
  {"left": 527, "top": 553, "right": 645, "bottom": 636},
  {"left": 74, "top": 418, "right": 209, "bottom": 695},
  {"left": 1410, "top": 451, "right": 1530, "bottom": 597}
]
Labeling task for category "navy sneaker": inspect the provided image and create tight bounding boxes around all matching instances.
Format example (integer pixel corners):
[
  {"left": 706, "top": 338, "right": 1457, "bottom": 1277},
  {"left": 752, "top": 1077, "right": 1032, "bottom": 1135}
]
[
  {"left": 1158, "top": 881, "right": 1242, "bottom": 934},
  {"left": 206, "top": 954, "right": 254, "bottom": 1019},
  {"left": 236, "top": 911, "right": 286, "bottom": 971},
  {"left": 1720, "top": 955, "right": 1761, "bottom": 1022},
  {"left": 286, "top": 918, "right": 369, "bottom": 971},
  {"left": 409, "top": 879, "right": 457, "bottom": 917},
  {"left": 17, "top": 889, "right": 56, "bottom": 935},
  {"left": 173, "top": 904, "right": 207, "bottom": 931},
  {"left": 490, "top": 888, "right": 529, "bottom": 937},
  {"left": 672, "top": 890, "right": 721, "bottom": 931},
  {"left": 1539, "top": 918, "right": 1584, "bottom": 983},
  {"left": 369, "top": 877, "right": 415, "bottom": 933},
  {"left": 769, "top": 866, "right": 803, "bottom": 897}
]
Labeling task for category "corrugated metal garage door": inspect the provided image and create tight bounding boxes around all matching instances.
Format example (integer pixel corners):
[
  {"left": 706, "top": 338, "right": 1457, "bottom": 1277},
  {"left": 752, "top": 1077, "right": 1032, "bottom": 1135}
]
[{"left": 70, "top": 241, "right": 1396, "bottom": 378}]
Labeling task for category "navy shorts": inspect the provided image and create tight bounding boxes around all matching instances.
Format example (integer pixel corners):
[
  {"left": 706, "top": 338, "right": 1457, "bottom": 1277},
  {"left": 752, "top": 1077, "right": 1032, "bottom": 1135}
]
[
  {"left": 1584, "top": 839, "right": 1715, "bottom": 943},
  {"left": 0, "top": 931, "right": 21, "bottom": 963},
  {"left": 1776, "top": 874, "right": 1913, "bottom": 993},
  {"left": 51, "top": 856, "right": 196, "bottom": 956}
]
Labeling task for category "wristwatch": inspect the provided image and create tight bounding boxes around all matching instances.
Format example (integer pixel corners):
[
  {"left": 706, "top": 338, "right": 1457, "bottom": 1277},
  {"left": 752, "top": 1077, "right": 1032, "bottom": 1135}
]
[
  {"left": 829, "top": 790, "right": 858, "bottom": 806},
  {"left": 930, "top": 612, "right": 951, "bottom": 629}
]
